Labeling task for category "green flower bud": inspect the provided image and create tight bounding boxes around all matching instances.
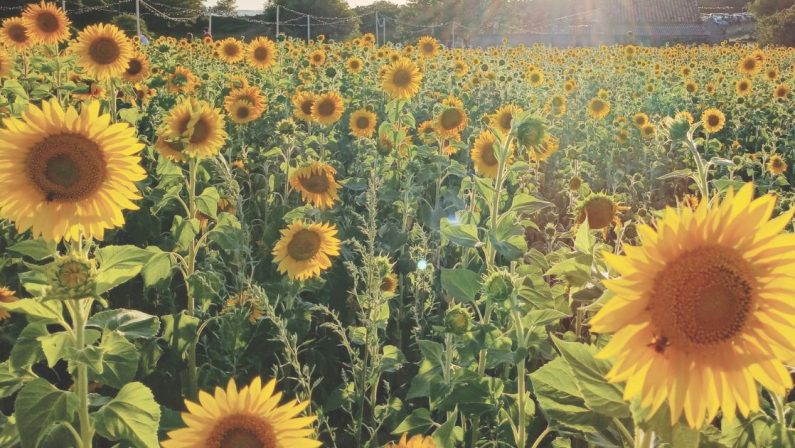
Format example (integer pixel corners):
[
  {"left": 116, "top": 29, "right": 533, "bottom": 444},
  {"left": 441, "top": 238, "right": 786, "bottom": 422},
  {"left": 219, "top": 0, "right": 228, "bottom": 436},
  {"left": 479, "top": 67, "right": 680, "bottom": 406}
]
[
  {"left": 445, "top": 304, "right": 471, "bottom": 335},
  {"left": 483, "top": 270, "right": 514, "bottom": 303},
  {"left": 46, "top": 253, "right": 97, "bottom": 301}
]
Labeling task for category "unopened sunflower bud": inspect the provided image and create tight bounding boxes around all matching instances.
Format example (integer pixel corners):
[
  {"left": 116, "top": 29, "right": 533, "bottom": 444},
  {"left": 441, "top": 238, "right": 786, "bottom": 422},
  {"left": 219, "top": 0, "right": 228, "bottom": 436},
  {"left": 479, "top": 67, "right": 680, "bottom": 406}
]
[
  {"left": 445, "top": 304, "right": 471, "bottom": 335},
  {"left": 46, "top": 252, "right": 97, "bottom": 301},
  {"left": 483, "top": 270, "right": 514, "bottom": 303}
]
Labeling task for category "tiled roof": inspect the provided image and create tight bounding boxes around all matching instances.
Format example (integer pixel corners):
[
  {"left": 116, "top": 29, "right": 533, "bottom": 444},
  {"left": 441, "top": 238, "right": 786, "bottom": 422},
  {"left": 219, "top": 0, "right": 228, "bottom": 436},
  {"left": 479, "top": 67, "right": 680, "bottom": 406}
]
[{"left": 601, "top": 0, "right": 703, "bottom": 24}]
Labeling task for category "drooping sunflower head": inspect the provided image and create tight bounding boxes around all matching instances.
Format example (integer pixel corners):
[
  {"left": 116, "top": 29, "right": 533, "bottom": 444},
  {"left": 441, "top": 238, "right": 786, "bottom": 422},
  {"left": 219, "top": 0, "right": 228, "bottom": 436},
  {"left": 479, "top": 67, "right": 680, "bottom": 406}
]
[
  {"left": 767, "top": 154, "right": 787, "bottom": 176},
  {"left": 247, "top": 36, "right": 277, "bottom": 69},
  {"left": 417, "top": 36, "right": 440, "bottom": 58},
  {"left": 513, "top": 113, "right": 548, "bottom": 150},
  {"left": 381, "top": 58, "right": 422, "bottom": 100},
  {"left": 591, "top": 183, "right": 795, "bottom": 429},
  {"left": 289, "top": 162, "right": 341, "bottom": 210},
  {"left": 22, "top": 2, "right": 71, "bottom": 45},
  {"left": 272, "top": 220, "right": 341, "bottom": 281},
  {"left": 218, "top": 37, "right": 244, "bottom": 63},
  {"left": 0, "top": 99, "right": 145, "bottom": 242},
  {"left": 123, "top": 53, "right": 150, "bottom": 83},
  {"left": 163, "top": 98, "right": 228, "bottom": 160},
  {"left": 310, "top": 91, "right": 345, "bottom": 125},
  {"left": 349, "top": 108, "right": 377, "bottom": 139},
  {"left": 587, "top": 97, "right": 611, "bottom": 120},
  {"left": 1, "top": 17, "right": 32, "bottom": 50},
  {"left": 72, "top": 23, "right": 134, "bottom": 80},
  {"left": 388, "top": 433, "right": 436, "bottom": 448},
  {"left": 162, "top": 377, "right": 321, "bottom": 448},
  {"left": 292, "top": 91, "right": 316, "bottom": 122},
  {"left": 701, "top": 108, "right": 725, "bottom": 133},
  {"left": 490, "top": 104, "right": 523, "bottom": 135}
]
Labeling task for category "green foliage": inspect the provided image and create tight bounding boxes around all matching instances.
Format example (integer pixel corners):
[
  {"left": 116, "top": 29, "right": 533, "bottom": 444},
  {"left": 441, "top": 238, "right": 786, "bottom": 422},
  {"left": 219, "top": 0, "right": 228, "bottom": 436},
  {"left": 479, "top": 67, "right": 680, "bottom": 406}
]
[{"left": 757, "top": 5, "right": 795, "bottom": 46}]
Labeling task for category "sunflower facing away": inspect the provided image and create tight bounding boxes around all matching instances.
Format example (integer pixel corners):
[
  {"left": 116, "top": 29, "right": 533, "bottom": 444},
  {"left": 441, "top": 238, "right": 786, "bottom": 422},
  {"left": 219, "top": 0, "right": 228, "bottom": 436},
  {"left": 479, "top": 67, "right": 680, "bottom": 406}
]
[
  {"left": 72, "top": 23, "right": 134, "bottom": 80},
  {"left": 310, "top": 91, "right": 345, "bottom": 125},
  {"left": 577, "top": 193, "right": 628, "bottom": 232},
  {"left": 388, "top": 434, "right": 436, "bottom": 448},
  {"left": 701, "top": 108, "right": 726, "bottom": 133},
  {"left": 247, "top": 36, "right": 277, "bottom": 69},
  {"left": 22, "top": 2, "right": 71, "bottom": 45},
  {"left": 272, "top": 220, "right": 341, "bottom": 281},
  {"left": 163, "top": 98, "right": 228, "bottom": 160},
  {"left": 1, "top": 17, "right": 32, "bottom": 50},
  {"left": 162, "top": 377, "right": 321, "bottom": 448},
  {"left": 382, "top": 58, "right": 422, "bottom": 100},
  {"left": 289, "top": 162, "right": 341, "bottom": 210},
  {"left": 0, "top": 99, "right": 145, "bottom": 242},
  {"left": 590, "top": 183, "right": 795, "bottom": 429},
  {"left": 471, "top": 130, "right": 513, "bottom": 179},
  {"left": 349, "top": 108, "right": 377, "bottom": 139}
]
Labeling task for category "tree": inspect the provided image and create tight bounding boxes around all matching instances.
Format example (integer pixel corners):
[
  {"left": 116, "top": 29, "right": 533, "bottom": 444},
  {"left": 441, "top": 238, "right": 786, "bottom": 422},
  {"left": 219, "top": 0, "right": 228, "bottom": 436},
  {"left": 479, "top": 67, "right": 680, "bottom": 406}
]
[
  {"left": 263, "top": 0, "right": 359, "bottom": 41},
  {"left": 756, "top": 4, "right": 795, "bottom": 45},
  {"left": 352, "top": 1, "right": 403, "bottom": 42},
  {"left": 749, "top": 0, "right": 795, "bottom": 16},
  {"left": 211, "top": 0, "right": 238, "bottom": 16}
]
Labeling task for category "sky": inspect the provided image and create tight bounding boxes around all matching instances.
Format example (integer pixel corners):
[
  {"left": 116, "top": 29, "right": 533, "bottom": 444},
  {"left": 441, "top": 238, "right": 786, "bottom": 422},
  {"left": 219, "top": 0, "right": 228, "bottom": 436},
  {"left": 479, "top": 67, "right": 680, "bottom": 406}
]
[{"left": 204, "top": 0, "right": 406, "bottom": 10}]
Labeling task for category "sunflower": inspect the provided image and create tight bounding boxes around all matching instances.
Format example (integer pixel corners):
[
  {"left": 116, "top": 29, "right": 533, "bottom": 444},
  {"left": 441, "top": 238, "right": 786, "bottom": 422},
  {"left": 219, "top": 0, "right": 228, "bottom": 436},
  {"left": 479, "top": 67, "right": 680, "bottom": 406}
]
[
  {"left": 168, "top": 66, "right": 199, "bottom": 95},
  {"left": 417, "top": 120, "right": 436, "bottom": 143},
  {"left": 1, "top": 17, "right": 32, "bottom": 50},
  {"left": 381, "top": 273, "right": 398, "bottom": 294},
  {"left": 0, "top": 50, "right": 12, "bottom": 78},
  {"left": 490, "top": 104, "right": 523, "bottom": 135},
  {"left": 417, "top": 36, "right": 439, "bottom": 58},
  {"left": 544, "top": 95, "right": 567, "bottom": 117},
  {"left": 22, "top": 2, "right": 70, "bottom": 45},
  {"left": 72, "top": 23, "right": 133, "bottom": 80},
  {"left": 163, "top": 98, "right": 228, "bottom": 160},
  {"left": 453, "top": 59, "right": 468, "bottom": 77},
  {"left": 701, "top": 108, "right": 725, "bottom": 133},
  {"left": 576, "top": 193, "right": 628, "bottom": 231},
  {"left": 292, "top": 91, "right": 316, "bottom": 122},
  {"left": 471, "top": 130, "right": 513, "bottom": 178},
  {"left": 382, "top": 58, "right": 422, "bottom": 99},
  {"left": 349, "top": 108, "right": 377, "bottom": 139},
  {"left": 154, "top": 134, "right": 189, "bottom": 163},
  {"left": 735, "top": 78, "right": 752, "bottom": 96},
  {"left": 590, "top": 183, "right": 795, "bottom": 429},
  {"left": 123, "top": 53, "right": 150, "bottom": 83},
  {"left": 308, "top": 49, "right": 325, "bottom": 66},
  {"left": 738, "top": 54, "right": 760, "bottom": 75},
  {"left": 773, "top": 83, "right": 790, "bottom": 101},
  {"left": 527, "top": 68, "right": 544, "bottom": 87},
  {"left": 289, "top": 162, "right": 341, "bottom": 210},
  {"left": 218, "top": 37, "right": 244, "bottom": 63},
  {"left": 684, "top": 80, "right": 697, "bottom": 94},
  {"left": 632, "top": 112, "right": 649, "bottom": 128},
  {"left": 247, "top": 36, "right": 277, "bottom": 69},
  {"left": 162, "top": 377, "right": 321, "bottom": 448},
  {"left": 388, "top": 434, "right": 436, "bottom": 448},
  {"left": 767, "top": 154, "right": 787, "bottom": 176},
  {"left": 528, "top": 134, "right": 560, "bottom": 163},
  {"left": 0, "top": 287, "right": 18, "bottom": 322},
  {"left": 0, "top": 99, "right": 145, "bottom": 242},
  {"left": 640, "top": 123, "right": 656, "bottom": 139},
  {"left": 272, "top": 220, "right": 341, "bottom": 281},
  {"left": 310, "top": 91, "right": 345, "bottom": 125},
  {"left": 346, "top": 56, "right": 363, "bottom": 74},
  {"left": 587, "top": 97, "right": 611, "bottom": 120},
  {"left": 435, "top": 98, "right": 468, "bottom": 138},
  {"left": 224, "top": 86, "right": 266, "bottom": 122}
]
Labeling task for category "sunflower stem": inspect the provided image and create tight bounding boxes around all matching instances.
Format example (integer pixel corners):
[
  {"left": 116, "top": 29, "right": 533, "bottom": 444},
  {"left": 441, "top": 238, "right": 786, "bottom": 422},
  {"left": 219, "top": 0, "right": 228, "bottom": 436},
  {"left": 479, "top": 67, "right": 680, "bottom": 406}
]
[
  {"left": 772, "top": 393, "right": 788, "bottom": 427},
  {"left": 68, "top": 298, "right": 95, "bottom": 448},
  {"left": 634, "top": 427, "right": 654, "bottom": 448},
  {"left": 185, "top": 157, "right": 200, "bottom": 399}
]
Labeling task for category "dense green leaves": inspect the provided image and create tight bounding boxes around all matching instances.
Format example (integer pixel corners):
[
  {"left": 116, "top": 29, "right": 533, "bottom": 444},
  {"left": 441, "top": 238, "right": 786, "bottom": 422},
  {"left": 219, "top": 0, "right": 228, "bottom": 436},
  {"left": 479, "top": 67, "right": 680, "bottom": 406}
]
[
  {"left": 95, "top": 246, "right": 153, "bottom": 294},
  {"left": 93, "top": 382, "right": 161, "bottom": 448},
  {"left": 14, "top": 379, "right": 79, "bottom": 448},
  {"left": 441, "top": 268, "right": 481, "bottom": 302}
]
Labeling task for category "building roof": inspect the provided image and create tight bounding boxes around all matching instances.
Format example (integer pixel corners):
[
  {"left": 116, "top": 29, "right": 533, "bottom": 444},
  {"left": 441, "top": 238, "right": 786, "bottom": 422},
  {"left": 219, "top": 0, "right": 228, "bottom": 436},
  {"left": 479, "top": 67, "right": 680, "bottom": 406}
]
[{"left": 601, "top": 0, "right": 703, "bottom": 24}]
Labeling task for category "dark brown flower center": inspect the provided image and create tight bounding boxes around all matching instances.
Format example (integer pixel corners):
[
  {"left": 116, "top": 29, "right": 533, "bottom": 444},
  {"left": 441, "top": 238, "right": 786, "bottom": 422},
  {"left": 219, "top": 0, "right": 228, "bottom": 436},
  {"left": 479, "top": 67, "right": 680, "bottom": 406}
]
[
  {"left": 300, "top": 99, "right": 313, "bottom": 116},
  {"left": 88, "top": 37, "right": 121, "bottom": 65},
  {"left": 316, "top": 98, "right": 336, "bottom": 117},
  {"left": 208, "top": 414, "right": 277, "bottom": 448},
  {"left": 480, "top": 142, "right": 498, "bottom": 166},
  {"left": 36, "top": 11, "right": 60, "bottom": 33},
  {"left": 127, "top": 58, "right": 142, "bottom": 75},
  {"left": 287, "top": 229, "right": 322, "bottom": 261},
  {"left": 253, "top": 46, "right": 269, "bottom": 61},
  {"left": 355, "top": 116, "right": 370, "bottom": 130},
  {"left": 8, "top": 24, "right": 28, "bottom": 43},
  {"left": 26, "top": 134, "right": 106, "bottom": 202},
  {"left": 440, "top": 108, "right": 463, "bottom": 130},
  {"left": 392, "top": 68, "right": 412, "bottom": 88},
  {"left": 299, "top": 171, "right": 330, "bottom": 193},
  {"left": 583, "top": 196, "right": 614, "bottom": 229},
  {"left": 179, "top": 115, "right": 212, "bottom": 144},
  {"left": 707, "top": 114, "right": 720, "bottom": 127}
]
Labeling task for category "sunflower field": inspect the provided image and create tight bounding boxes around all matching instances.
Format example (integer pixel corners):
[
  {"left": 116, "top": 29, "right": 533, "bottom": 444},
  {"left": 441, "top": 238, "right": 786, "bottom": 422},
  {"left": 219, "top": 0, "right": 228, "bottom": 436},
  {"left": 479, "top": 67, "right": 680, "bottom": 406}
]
[{"left": 1, "top": 2, "right": 795, "bottom": 448}]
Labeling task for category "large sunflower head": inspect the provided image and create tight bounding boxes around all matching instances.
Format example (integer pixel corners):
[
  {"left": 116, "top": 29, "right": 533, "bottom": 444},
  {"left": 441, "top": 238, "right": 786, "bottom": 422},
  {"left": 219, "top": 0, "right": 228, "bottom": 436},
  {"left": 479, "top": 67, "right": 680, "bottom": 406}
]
[
  {"left": 576, "top": 193, "right": 627, "bottom": 231},
  {"left": 0, "top": 99, "right": 145, "bottom": 242},
  {"left": 1, "top": 17, "right": 32, "bottom": 50},
  {"left": 218, "top": 37, "right": 245, "bottom": 63},
  {"left": 587, "top": 97, "right": 611, "bottom": 120},
  {"left": 435, "top": 99, "right": 468, "bottom": 138},
  {"left": 72, "top": 23, "right": 134, "bottom": 80},
  {"left": 308, "top": 49, "right": 326, "bottom": 66},
  {"left": 289, "top": 162, "right": 341, "bottom": 210},
  {"left": 162, "top": 377, "right": 321, "bottom": 448},
  {"left": 591, "top": 183, "right": 795, "bottom": 429},
  {"left": 513, "top": 113, "right": 548, "bottom": 150},
  {"left": 349, "top": 108, "right": 377, "bottom": 139},
  {"left": 123, "top": 53, "right": 150, "bottom": 83},
  {"left": 163, "top": 98, "right": 228, "bottom": 160},
  {"left": 490, "top": 104, "right": 523, "bottom": 135},
  {"left": 292, "top": 91, "right": 316, "bottom": 122},
  {"left": 738, "top": 54, "right": 760, "bottom": 75},
  {"left": 381, "top": 58, "right": 422, "bottom": 99},
  {"left": 417, "top": 36, "right": 440, "bottom": 58},
  {"left": 247, "top": 36, "right": 276, "bottom": 69},
  {"left": 310, "top": 91, "right": 345, "bottom": 126},
  {"left": 272, "top": 220, "right": 341, "bottom": 281},
  {"left": 701, "top": 108, "right": 725, "bottom": 133},
  {"left": 168, "top": 66, "right": 199, "bottom": 94},
  {"left": 470, "top": 129, "right": 513, "bottom": 178},
  {"left": 388, "top": 433, "right": 436, "bottom": 448},
  {"left": 22, "top": 2, "right": 70, "bottom": 45},
  {"left": 224, "top": 86, "right": 266, "bottom": 122}
]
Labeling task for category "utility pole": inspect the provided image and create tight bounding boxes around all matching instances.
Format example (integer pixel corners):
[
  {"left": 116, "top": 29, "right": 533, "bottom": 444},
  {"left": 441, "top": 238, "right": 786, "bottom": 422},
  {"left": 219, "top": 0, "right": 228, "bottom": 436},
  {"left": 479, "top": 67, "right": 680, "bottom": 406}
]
[
  {"left": 208, "top": 13, "right": 213, "bottom": 36},
  {"left": 276, "top": 5, "right": 280, "bottom": 38},
  {"left": 306, "top": 14, "right": 310, "bottom": 43},
  {"left": 135, "top": 0, "right": 141, "bottom": 39},
  {"left": 374, "top": 11, "right": 379, "bottom": 46},
  {"left": 451, "top": 22, "right": 455, "bottom": 48},
  {"left": 382, "top": 17, "right": 386, "bottom": 43},
  {"left": 62, "top": 0, "right": 65, "bottom": 12}
]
